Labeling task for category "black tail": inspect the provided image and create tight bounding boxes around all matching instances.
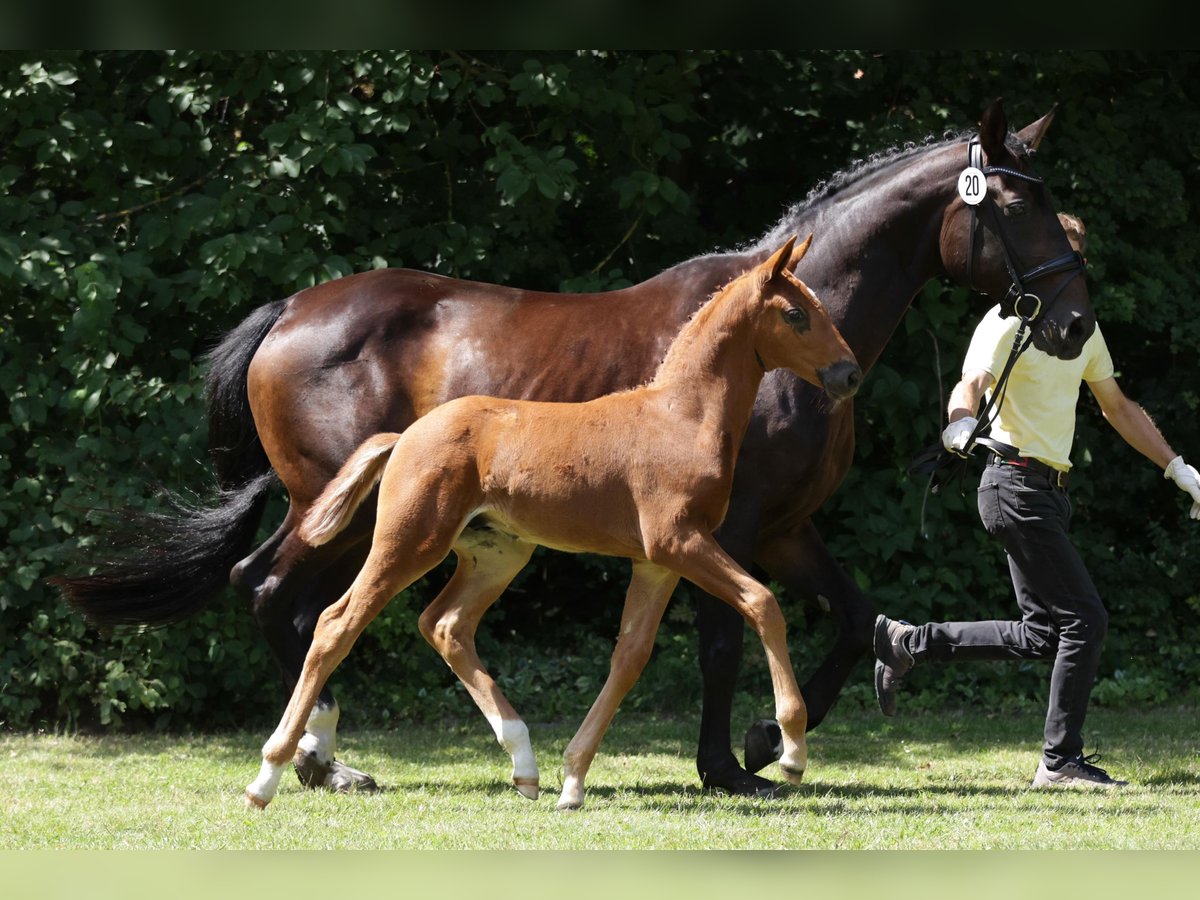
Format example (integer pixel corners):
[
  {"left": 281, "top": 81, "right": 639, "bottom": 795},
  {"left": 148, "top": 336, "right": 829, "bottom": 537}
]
[
  {"left": 51, "top": 301, "right": 287, "bottom": 629},
  {"left": 50, "top": 474, "right": 275, "bottom": 628},
  {"left": 205, "top": 300, "right": 286, "bottom": 489}
]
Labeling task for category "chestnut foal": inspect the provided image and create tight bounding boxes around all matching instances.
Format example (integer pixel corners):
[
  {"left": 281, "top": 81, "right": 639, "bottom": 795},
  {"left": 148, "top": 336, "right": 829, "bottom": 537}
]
[{"left": 244, "top": 235, "right": 861, "bottom": 810}]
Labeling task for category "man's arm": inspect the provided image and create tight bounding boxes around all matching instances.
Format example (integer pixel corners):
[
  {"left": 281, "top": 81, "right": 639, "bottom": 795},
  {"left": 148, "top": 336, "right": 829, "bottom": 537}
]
[
  {"left": 1087, "top": 376, "right": 1176, "bottom": 468},
  {"left": 1088, "top": 375, "right": 1200, "bottom": 518},
  {"left": 948, "top": 369, "right": 996, "bottom": 424},
  {"left": 941, "top": 369, "right": 995, "bottom": 452}
]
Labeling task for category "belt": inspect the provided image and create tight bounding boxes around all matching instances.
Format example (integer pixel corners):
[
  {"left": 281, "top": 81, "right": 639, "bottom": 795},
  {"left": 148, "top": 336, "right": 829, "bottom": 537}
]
[
  {"left": 984, "top": 448, "right": 1070, "bottom": 487},
  {"left": 982, "top": 440, "right": 1069, "bottom": 489}
]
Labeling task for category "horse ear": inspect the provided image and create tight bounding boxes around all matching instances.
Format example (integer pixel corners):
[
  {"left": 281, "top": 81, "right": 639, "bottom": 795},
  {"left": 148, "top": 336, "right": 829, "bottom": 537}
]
[
  {"left": 787, "top": 233, "right": 814, "bottom": 272},
  {"left": 762, "top": 234, "right": 798, "bottom": 283},
  {"left": 978, "top": 97, "right": 1009, "bottom": 162},
  {"left": 1016, "top": 104, "right": 1058, "bottom": 150}
]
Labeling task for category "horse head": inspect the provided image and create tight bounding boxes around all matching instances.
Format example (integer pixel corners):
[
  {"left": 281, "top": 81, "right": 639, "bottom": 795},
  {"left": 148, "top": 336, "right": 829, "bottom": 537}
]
[
  {"left": 752, "top": 234, "right": 862, "bottom": 401},
  {"left": 940, "top": 98, "right": 1095, "bottom": 360}
]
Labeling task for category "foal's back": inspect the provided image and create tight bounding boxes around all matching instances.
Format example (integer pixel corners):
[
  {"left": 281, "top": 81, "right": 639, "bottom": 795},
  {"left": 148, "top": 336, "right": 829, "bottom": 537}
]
[{"left": 381, "top": 385, "right": 697, "bottom": 560}]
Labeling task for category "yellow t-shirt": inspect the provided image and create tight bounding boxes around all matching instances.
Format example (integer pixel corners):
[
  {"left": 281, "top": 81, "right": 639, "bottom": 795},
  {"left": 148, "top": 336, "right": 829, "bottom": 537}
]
[{"left": 963, "top": 305, "right": 1114, "bottom": 472}]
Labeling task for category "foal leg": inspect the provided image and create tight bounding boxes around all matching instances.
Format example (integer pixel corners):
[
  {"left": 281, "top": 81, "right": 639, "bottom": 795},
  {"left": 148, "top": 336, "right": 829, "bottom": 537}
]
[
  {"left": 739, "top": 523, "right": 878, "bottom": 774},
  {"left": 656, "top": 532, "right": 808, "bottom": 785},
  {"left": 416, "top": 529, "right": 539, "bottom": 799},
  {"left": 558, "top": 562, "right": 680, "bottom": 810},
  {"left": 290, "top": 543, "right": 377, "bottom": 791},
  {"left": 246, "top": 502, "right": 466, "bottom": 807},
  {"left": 233, "top": 506, "right": 378, "bottom": 791}
]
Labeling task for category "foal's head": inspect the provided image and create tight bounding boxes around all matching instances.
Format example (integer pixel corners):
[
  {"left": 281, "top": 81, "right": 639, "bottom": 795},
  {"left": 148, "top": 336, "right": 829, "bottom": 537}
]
[{"left": 749, "top": 235, "right": 861, "bottom": 401}]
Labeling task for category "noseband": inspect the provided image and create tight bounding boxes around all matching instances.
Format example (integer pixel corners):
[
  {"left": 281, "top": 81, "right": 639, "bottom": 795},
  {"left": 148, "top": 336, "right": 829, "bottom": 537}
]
[{"left": 963, "top": 137, "right": 1086, "bottom": 325}]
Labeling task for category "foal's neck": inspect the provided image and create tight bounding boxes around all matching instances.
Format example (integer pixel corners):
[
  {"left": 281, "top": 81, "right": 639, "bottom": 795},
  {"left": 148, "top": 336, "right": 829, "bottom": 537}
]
[{"left": 648, "top": 278, "right": 764, "bottom": 436}]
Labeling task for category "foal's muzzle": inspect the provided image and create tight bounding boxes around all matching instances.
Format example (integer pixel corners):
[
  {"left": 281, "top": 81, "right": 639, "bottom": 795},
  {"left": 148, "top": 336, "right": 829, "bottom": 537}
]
[{"left": 819, "top": 360, "right": 863, "bottom": 401}]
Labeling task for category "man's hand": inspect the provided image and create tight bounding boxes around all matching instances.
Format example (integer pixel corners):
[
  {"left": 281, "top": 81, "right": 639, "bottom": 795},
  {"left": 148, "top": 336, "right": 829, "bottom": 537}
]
[
  {"left": 1164, "top": 456, "right": 1200, "bottom": 520},
  {"left": 942, "top": 417, "right": 978, "bottom": 454}
]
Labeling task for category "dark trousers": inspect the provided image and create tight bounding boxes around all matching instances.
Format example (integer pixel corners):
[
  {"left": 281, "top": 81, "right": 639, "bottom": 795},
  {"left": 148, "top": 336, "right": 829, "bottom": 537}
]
[{"left": 906, "top": 460, "right": 1108, "bottom": 768}]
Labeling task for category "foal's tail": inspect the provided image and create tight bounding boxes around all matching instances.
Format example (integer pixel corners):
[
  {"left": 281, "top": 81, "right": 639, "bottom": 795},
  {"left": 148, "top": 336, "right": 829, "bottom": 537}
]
[
  {"left": 300, "top": 433, "right": 402, "bottom": 547},
  {"left": 50, "top": 301, "right": 286, "bottom": 629}
]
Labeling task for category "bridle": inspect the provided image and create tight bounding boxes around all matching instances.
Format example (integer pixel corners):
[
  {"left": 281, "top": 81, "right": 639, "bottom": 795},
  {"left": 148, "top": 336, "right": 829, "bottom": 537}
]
[
  {"left": 964, "top": 137, "right": 1086, "bottom": 325},
  {"left": 910, "top": 136, "right": 1092, "bottom": 512}
]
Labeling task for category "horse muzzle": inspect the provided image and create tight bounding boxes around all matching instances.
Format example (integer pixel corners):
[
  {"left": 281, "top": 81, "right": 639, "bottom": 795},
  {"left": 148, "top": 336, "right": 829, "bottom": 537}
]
[
  {"left": 1033, "top": 309, "right": 1095, "bottom": 361},
  {"left": 819, "top": 360, "right": 863, "bottom": 401}
]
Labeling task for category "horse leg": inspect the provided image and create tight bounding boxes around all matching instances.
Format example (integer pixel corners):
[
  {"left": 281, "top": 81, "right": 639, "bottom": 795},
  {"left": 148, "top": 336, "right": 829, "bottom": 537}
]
[
  {"left": 415, "top": 529, "right": 538, "bottom": 798},
  {"left": 232, "top": 506, "right": 378, "bottom": 791},
  {"left": 692, "top": 508, "right": 778, "bottom": 796},
  {"left": 738, "top": 521, "right": 875, "bottom": 770},
  {"left": 558, "top": 561, "right": 680, "bottom": 810},
  {"left": 656, "top": 532, "right": 808, "bottom": 786}
]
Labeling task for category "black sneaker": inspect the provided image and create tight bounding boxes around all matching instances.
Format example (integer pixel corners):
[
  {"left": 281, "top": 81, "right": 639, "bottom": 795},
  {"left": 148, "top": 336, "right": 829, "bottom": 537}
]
[
  {"left": 1032, "top": 753, "right": 1128, "bottom": 789},
  {"left": 873, "top": 614, "right": 914, "bottom": 717}
]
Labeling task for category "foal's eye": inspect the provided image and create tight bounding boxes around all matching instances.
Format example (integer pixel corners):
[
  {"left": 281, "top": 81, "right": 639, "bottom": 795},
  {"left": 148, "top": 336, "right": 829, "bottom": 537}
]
[
  {"left": 1004, "top": 201, "right": 1028, "bottom": 218},
  {"left": 782, "top": 307, "right": 809, "bottom": 330}
]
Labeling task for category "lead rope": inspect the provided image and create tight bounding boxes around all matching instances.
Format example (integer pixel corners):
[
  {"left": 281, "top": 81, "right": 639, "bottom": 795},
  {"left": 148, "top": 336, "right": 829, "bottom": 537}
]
[{"left": 917, "top": 313, "right": 1034, "bottom": 538}]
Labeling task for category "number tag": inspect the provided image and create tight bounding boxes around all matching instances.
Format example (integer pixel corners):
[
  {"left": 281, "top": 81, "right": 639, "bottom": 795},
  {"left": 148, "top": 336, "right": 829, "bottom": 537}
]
[{"left": 958, "top": 166, "right": 986, "bottom": 206}]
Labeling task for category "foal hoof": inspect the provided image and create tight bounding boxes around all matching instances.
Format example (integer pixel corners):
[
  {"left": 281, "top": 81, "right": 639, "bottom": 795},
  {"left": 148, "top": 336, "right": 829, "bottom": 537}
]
[
  {"left": 513, "top": 777, "right": 540, "bottom": 801},
  {"left": 779, "top": 764, "right": 806, "bottom": 786},
  {"left": 244, "top": 791, "right": 270, "bottom": 810}
]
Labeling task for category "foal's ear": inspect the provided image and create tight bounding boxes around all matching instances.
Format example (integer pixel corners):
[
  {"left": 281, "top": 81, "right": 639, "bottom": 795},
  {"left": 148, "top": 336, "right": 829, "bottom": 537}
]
[
  {"left": 786, "top": 233, "right": 814, "bottom": 272},
  {"left": 979, "top": 97, "right": 1009, "bottom": 163},
  {"left": 1016, "top": 104, "right": 1058, "bottom": 151},
  {"left": 763, "top": 234, "right": 798, "bottom": 284}
]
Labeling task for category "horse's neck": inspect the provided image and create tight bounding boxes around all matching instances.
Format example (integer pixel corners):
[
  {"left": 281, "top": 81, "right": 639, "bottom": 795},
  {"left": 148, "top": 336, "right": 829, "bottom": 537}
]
[
  {"left": 648, "top": 281, "right": 764, "bottom": 439},
  {"left": 769, "top": 149, "right": 958, "bottom": 373}
]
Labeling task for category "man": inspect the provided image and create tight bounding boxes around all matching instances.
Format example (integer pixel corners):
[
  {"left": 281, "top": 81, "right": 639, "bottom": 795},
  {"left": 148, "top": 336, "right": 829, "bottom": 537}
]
[{"left": 874, "top": 215, "right": 1200, "bottom": 788}]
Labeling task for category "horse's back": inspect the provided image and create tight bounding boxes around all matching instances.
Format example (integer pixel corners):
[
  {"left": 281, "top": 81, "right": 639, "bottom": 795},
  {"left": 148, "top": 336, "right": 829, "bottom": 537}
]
[{"left": 246, "top": 262, "right": 737, "bottom": 499}]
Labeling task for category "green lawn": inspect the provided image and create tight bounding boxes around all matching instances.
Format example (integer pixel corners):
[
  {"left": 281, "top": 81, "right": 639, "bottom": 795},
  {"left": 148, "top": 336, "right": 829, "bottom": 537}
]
[{"left": 3, "top": 707, "right": 1199, "bottom": 850}]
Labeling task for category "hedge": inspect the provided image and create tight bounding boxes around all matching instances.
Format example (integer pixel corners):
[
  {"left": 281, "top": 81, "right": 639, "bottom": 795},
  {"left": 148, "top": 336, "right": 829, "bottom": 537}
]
[{"left": 3, "top": 50, "right": 1199, "bottom": 733}]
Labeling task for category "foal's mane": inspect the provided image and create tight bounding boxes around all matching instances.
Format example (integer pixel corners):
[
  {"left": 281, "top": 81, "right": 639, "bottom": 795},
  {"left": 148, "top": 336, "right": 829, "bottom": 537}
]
[{"left": 648, "top": 263, "right": 760, "bottom": 388}]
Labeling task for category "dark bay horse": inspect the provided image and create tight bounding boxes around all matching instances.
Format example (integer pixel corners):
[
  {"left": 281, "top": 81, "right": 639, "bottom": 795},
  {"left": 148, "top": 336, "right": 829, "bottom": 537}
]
[
  {"left": 245, "top": 236, "right": 860, "bottom": 809},
  {"left": 56, "top": 100, "right": 1094, "bottom": 797}
]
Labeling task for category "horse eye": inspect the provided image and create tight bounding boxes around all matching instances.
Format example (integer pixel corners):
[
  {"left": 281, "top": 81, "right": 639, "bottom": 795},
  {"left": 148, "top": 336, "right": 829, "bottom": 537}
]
[
  {"left": 1004, "top": 201, "right": 1028, "bottom": 218},
  {"left": 782, "top": 307, "right": 809, "bottom": 330}
]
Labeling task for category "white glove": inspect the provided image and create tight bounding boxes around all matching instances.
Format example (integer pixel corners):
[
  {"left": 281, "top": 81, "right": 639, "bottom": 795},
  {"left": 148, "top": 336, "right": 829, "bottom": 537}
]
[
  {"left": 942, "top": 417, "right": 978, "bottom": 454},
  {"left": 1164, "top": 456, "right": 1200, "bottom": 520}
]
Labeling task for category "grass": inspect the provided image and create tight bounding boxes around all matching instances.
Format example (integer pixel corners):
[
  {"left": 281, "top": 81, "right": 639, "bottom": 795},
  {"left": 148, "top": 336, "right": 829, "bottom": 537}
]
[{"left": 3, "top": 706, "right": 1199, "bottom": 850}]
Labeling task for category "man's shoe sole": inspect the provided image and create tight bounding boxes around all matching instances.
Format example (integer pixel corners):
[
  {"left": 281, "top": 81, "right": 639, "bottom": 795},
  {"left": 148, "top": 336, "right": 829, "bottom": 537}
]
[{"left": 1031, "top": 762, "right": 1128, "bottom": 789}]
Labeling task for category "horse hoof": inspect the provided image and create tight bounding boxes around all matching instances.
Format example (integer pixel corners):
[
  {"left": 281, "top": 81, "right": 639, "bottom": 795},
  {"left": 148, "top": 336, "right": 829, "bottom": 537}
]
[
  {"left": 700, "top": 761, "right": 778, "bottom": 798},
  {"left": 556, "top": 797, "right": 583, "bottom": 811},
  {"left": 743, "top": 718, "right": 783, "bottom": 775},
  {"left": 244, "top": 791, "right": 269, "bottom": 810},
  {"left": 779, "top": 764, "right": 806, "bottom": 786},
  {"left": 325, "top": 759, "right": 379, "bottom": 793},
  {"left": 292, "top": 749, "right": 330, "bottom": 789},
  {"left": 294, "top": 753, "right": 378, "bottom": 793},
  {"left": 513, "top": 777, "right": 540, "bottom": 801}
]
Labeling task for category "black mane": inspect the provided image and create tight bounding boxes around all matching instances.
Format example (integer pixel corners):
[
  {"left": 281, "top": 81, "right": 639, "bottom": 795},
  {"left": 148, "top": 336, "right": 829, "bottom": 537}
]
[{"left": 744, "top": 126, "right": 1037, "bottom": 255}]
